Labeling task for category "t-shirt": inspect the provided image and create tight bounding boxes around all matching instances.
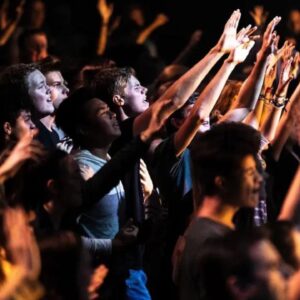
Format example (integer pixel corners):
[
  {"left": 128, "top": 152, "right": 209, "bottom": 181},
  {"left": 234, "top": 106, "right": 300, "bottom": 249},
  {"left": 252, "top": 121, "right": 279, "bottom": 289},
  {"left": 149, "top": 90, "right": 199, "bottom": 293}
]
[
  {"left": 176, "top": 217, "right": 232, "bottom": 300},
  {"left": 110, "top": 117, "right": 145, "bottom": 224},
  {"left": 151, "top": 135, "right": 193, "bottom": 238},
  {"left": 36, "top": 120, "right": 60, "bottom": 151},
  {"left": 74, "top": 149, "right": 125, "bottom": 239}
]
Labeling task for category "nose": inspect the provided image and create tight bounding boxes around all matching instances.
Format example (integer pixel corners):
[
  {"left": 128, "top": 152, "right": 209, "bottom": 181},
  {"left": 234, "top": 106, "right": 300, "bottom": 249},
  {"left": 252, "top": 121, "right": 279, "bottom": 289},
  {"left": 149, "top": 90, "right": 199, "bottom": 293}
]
[
  {"left": 255, "top": 169, "right": 263, "bottom": 184},
  {"left": 29, "top": 120, "right": 36, "bottom": 130},
  {"left": 142, "top": 86, "right": 147, "bottom": 94},
  {"left": 46, "top": 84, "right": 51, "bottom": 95},
  {"left": 63, "top": 84, "right": 70, "bottom": 95}
]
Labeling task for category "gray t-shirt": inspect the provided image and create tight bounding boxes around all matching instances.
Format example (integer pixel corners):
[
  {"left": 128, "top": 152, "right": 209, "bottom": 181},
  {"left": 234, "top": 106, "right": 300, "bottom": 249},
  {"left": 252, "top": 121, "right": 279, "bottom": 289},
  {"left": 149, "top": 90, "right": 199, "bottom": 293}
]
[
  {"left": 176, "top": 217, "right": 231, "bottom": 300},
  {"left": 74, "top": 149, "right": 125, "bottom": 239}
]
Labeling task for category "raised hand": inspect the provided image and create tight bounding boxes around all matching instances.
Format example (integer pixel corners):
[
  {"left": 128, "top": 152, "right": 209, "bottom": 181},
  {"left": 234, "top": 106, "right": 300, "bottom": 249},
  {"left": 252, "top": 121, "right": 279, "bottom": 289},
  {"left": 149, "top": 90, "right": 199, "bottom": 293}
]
[
  {"left": 4, "top": 207, "right": 41, "bottom": 280},
  {"left": 0, "top": 0, "right": 9, "bottom": 30},
  {"left": 153, "top": 13, "right": 169, "bottom": 27},
  {"left": 260, "top": 16, "right": 281, "bottom": 55},
  {"left": 0, "top": 130, "right": 45, "bottom": 182},
  {"left": 189, "top": 29, "right": 203, "bottom": 46},
  {"left": 276, "top": 57, "right": 293, "bottom": 96},
  {"left": 113, "top": 219, "right": 139, "bottom": 248},
  {"left": 236, "top": 24, "right": 258, "bottom": 44},
  {"left": 291, "top": 51, "right": 300, "bottom": 79},
  {"left": 88, "top": 264, "right": 109, "bottom": 300},
  {"left": 97, "top": 0, "right": 114, "bottom": 24},
  {"left": 15, "top": 0, "right": 25, "bottom": 21},
  {"left": 227, "top": 40, "right": 255, "bottom": 64},
  {"left": 215, "top": 9, "right": 242, "bottom": 53},
  {"left": 139, "top": 159, "right": 154, "bottom": 203},
  {"left": 249, "top": 5, "right": 269, "bottom": 27}
]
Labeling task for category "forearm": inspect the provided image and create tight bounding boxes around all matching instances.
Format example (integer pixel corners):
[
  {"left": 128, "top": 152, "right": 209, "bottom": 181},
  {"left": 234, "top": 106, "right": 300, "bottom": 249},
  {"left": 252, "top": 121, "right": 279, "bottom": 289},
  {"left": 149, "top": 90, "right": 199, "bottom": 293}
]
[
  {"left": 233, "top": 51, "right": 269, "bottom": 111},
  {"left": 82, "top": 136, "right": 149, "bottom": 207},
  {"left": 134, "top": 48, "right": 224, "bottom": 135},
  {"left": 259, "top": 102, "right": 283, "bottom": 142},
  {"left": 97, "top": 23, "right": 109, "bottom": 55},
  {"left": 0, "top": 19, "right": 19, "bottom": 46},
  {"left": 278, "top": 166, "right": 300, "bottom": 221},
  {"left": 136, "top": 23, "right": 159, "bottom": 44},
  {"left": 243, "top": 96, "right": 266, "bottom": 129},
  {"left": 174, "top": 60, "right": 236, "bottom": 156},
  {"left": 172, "top": 41, "right": 197, "bottom": 66},
  {"left": 271, "top": 81, "right": 300, "bottom": 159}
]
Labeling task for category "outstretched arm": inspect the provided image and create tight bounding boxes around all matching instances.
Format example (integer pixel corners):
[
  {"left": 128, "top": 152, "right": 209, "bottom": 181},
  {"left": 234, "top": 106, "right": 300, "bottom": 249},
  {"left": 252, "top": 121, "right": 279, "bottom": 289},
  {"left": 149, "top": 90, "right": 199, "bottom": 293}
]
[
  {"left": 0, "top": 0, "right": 24, "bottom": 46},
  {"left": 136, "top": 13, "right": 169, "bottom": 44},
  {"left": 278, "top": 166, "right": 300, "bottom": 221},
  {"left": 174, "top": 39, "right": 255, "bottom": 156},
  {"left": 172, "top": 29, "right": 203, "bottom": 66},
  {"left": 271, "top": 76, "right": 300, "bottom": 161},
  {"left": 259, "top": 53, "right": 295, "bottom": 142},
  {"left": 133, "top": 9, "right": 243, "bottom": 135},
  {"left": 221, "top": 16, "right": 281, "bottom": 123},
  {"left": 96, "top": 0, "right": 114, "bottom": 56}
]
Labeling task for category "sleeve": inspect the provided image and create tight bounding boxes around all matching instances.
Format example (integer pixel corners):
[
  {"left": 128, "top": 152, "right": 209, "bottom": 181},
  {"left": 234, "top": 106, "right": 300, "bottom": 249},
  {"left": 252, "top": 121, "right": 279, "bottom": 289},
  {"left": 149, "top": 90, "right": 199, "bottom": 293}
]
[
  {"left": 151, "top": 135, "right": 179, "bottom": 172},
  {"left": 81, "top": 237, "right": 112, "bottom": 256},
  {"left": 82, "top": 136, "right": 149, "bottom": 208}
]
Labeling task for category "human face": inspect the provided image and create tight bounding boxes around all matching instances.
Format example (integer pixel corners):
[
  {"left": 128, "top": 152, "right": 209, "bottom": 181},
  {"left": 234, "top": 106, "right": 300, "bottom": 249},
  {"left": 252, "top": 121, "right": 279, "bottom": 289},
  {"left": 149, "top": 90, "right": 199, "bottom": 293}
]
[
  {"left": 26, "top": 33, "right": 48, "bottom": 63},
  {"left": 249, "top": 240, "right": 287, "bottom": 300},
  {"left": 46, "top": 71, "right": 69, "bottom": 109},
  {"left": 12, "top": 110, "right": 36, "bottom": 141},
  {"left": 83, "top": 99, "right": 121, "bottom": 146},
  {"left": 123, "top": 75, "right": 148, "bottom": 117},
  {"left": 26, "top": 70, "right": 53, "bottom": 116},
  {"left": 226, "top": 155, "right": 262, "bottom": 208},
  {"left": 238, "top": 155, "right": 263, "bottom": 208}
]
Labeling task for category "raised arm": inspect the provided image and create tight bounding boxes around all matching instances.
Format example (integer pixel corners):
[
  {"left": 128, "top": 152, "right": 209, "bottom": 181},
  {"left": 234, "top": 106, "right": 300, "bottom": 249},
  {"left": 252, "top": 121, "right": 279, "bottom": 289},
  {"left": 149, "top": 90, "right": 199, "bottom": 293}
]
[
  {"left": 172, "top": 29, "right": 203, "bottom": 66},
  {"left": 271, "top": 76, "right": 300, "bottom": 161},
  {"left": 278, "top": 166, "right": 300, "bottom": 222},
  {"left": 174, "top": 39, "right": 255, "bottom": 156},
  {"left": 136, "top": 13, "right": 169, "bottom": 45},
  {"left": 259, "top": 57, "right": 293, "bottom": 142},
  {"left": 96, "top": 0, "right": 114, "bottom": 56},
  {"left": 133, "top": 9, "right": 243, "bottom": 135},
  {"left": 0, "top": 0, "right": 24, "bottom": 47},
  {"left": 221, "top": 16, "right": 281, "bottom": 123}
]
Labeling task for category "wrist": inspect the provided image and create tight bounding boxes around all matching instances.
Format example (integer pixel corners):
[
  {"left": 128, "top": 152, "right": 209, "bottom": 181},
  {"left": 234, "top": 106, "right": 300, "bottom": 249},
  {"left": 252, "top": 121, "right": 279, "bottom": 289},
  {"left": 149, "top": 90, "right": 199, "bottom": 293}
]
[{"left": 272, "top": 95, "right": 288, "bottom": 108}]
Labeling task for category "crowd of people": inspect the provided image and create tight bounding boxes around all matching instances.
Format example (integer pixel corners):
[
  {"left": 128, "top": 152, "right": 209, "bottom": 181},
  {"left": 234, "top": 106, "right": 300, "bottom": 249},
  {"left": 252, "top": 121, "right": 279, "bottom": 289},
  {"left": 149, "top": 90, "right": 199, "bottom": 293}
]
[{"left": 1, "top": 0, "right": 300, "bottom": 299}]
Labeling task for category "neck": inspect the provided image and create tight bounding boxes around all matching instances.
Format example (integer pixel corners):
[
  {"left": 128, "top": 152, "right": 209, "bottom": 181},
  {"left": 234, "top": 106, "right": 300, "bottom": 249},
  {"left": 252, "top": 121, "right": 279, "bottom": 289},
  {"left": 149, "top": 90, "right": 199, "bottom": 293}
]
[
  {"left": 40, "top": 115, "right": 55, "bottom": 131},
  {"left": 43, "top": 201, "right": 65, "bottom": 230},
  {"left": 88, "top": 146, "right": 110, "bottom": 160},
  {"left": 117, "top": 106, "right": 129, "bottom": 122},
  {"left": 196, "top": 195, "right": 238, "bottom": 229}
]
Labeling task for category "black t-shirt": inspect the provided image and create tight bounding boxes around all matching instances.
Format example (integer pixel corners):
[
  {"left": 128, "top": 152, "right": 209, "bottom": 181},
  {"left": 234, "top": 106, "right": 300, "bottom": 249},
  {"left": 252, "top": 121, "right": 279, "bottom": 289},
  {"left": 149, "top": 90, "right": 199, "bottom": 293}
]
[{"left": 36, "top": 120, "right": 60, "bottom": 152}]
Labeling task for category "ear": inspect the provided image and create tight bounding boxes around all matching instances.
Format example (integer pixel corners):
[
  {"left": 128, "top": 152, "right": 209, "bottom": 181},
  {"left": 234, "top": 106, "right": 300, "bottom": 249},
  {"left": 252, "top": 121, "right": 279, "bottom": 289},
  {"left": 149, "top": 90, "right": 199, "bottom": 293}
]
[
  {"left": 227, "top": 276, "right": 256, "bottom": 300},
  {"left": 112, "top": 94, "right": 125, "bottom": 107},
  {"left": 3, "top": 122, "right": 12, "bottom": 136},
  {"left": 214, "top": 176, "right": 225, "bottom": 189},
  {"left": 46, "top": 179, "right": 58, "bottom": 194}
]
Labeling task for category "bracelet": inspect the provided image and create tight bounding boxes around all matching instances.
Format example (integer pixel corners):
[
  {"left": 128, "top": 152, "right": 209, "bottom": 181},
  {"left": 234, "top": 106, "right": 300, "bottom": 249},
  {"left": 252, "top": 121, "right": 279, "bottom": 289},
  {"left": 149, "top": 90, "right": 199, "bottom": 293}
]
[{"left": 272, "top": 95, "right": 288, "bottom": 108}]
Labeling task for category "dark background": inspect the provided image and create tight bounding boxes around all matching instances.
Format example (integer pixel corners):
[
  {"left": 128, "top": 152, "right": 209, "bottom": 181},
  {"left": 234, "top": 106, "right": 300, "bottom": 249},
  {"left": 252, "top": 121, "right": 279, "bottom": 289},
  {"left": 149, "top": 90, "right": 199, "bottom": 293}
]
[{"left": 41, "top": 0, "right": 300, "bottom": 63}]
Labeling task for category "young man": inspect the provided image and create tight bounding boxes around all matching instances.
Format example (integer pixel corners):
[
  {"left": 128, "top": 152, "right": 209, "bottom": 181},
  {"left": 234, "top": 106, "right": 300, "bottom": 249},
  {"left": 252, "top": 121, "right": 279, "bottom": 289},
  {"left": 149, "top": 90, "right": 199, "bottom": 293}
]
[
  {"left": 173, "top": 122, "right": 263, "bottom": 300},
  {"left": 38, "top": 58, "right": 71, "bottom": 150},
  {"left": 55, "top": 86, "right": 171, "bottom": 299},
  {"left": 196, "top": 230, "right": 287, "bottom": 300},
  {"left": 0, "top": 63, "right": 61, "bottom": 151}
]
